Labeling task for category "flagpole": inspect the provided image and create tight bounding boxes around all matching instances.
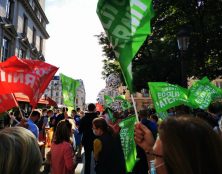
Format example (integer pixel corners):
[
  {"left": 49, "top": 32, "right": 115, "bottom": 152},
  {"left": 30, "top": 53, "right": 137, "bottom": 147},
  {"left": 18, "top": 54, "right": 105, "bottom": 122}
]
[
  {"left": 7, "top": 111, "right": 20, "bottom": 125},
  {"left": 131, "top": 94, "right": 139, "bottom": 122},
  {"left": 11, "top": 93, "right": 24, "bottom": 119}
]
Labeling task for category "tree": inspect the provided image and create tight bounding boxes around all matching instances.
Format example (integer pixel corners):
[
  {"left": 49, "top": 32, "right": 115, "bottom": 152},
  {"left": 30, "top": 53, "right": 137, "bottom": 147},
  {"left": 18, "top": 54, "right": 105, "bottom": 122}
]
[
  {"left": 95, "top": 33, "right": 124, "bottom": 82},
  {"left": 97, "top": 0, "right": 222, "bottom": 91}
]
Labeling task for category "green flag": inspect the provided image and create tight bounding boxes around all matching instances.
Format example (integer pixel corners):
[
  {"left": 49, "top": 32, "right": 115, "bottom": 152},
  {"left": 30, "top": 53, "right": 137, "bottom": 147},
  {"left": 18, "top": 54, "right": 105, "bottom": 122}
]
[
  {"left": 114, "top": 95, "right": 132, "bottom": 111},
  {"left": 119, "top": 115, "right": 137, "bottom": 172},
  {"left": 148, "top": 82, "right": 189, "bottom": 113},
  {"left": 97, "top": 0, "right": 154, "bottom": 92},
  {"left": 104, "top": 95, "right": 132, "bottom": 111},
  {"left": 104, "top": 95, "right": 114, "bottom": 108},
  {"left": 107, "top": 108, "right": 116, "bottom": 123},
  {"left": 60, "top": 73, "right": 80, "bottom": 107},
  {"left": 104, "top": 95, "right": 116, "bottom": 122},
  {"left": 156, "top": 111, "right": 168, "bottom": 120},
  {"left": 188, "top": 77, "right": 222, "bottom": 109}
]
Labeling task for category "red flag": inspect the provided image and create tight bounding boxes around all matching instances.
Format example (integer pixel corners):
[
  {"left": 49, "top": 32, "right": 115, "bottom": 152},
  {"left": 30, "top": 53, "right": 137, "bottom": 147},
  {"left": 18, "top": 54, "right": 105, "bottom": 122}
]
[
  {"left": 96, "top": 103, "right": 104, "bottom": 112},
  {"left": 47, "top": 97, "right": 58, "bottom": 107},
  {"left": 0, "top": 94, "right": 17, "bottom": 113},
  {"left": 0, "top": 56, "right": 58, "bottom": 108}
]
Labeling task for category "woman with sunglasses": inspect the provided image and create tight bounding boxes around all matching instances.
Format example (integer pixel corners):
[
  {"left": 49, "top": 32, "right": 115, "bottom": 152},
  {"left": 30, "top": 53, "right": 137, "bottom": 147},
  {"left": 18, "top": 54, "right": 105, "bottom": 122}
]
[{"left": 134, "top": 115, "right": 222, "bottom": 174}]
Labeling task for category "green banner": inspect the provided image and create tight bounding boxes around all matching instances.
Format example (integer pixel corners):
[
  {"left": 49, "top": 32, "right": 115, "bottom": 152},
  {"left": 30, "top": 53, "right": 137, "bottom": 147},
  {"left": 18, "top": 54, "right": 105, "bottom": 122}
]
[
  {"left": 60, "top": 73, "right": 80, "bottom": 107},
  {"left": 188, "top": 77, "right": 222, "bottom": 109},
  {"left": 104, "top": 95, "right": 114, "bottom": 108},
  {"left": 97, "top": 0, "right": 154, "bottom": 92},
  {"left": 104, "top": 95, "right": 131, "bottom": 111},
  {"left": 156, "top": 111, "right": 169, "bottom": 120},
  {"left": 114, "top": 95, "right": 132, "bottom": 111},
  {"left": 148, "top": 82, "right": 189, "bottom": 113},
  {"left": 104, "top": 95, "right": 116, "bottom": 122},
  {"left": 119, "top": 115, "right": 137, "bottom": 172}
]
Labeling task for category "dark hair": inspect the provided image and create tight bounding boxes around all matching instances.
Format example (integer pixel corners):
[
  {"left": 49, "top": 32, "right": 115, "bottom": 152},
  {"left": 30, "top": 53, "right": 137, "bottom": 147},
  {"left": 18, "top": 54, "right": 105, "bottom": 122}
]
[
  {"left": 62, "top": 107, "right": 68, "bottom": 113},
  {"left": 174, "top": 105, "right": 191, "bottom": 116},
  {"left": 208, "top": 102, "right": 222, "bottom": 115},
  {"left": 150, "top": 114, "right": 158, "bottom": 123},
  {"left": 54, "top": 120, "right": 72, "bottom": 144},
  {"left": 88, "top": 103, "right": 96, "bottom": 112},
  {"left": 47, "top": 110, "right": 53, "bottom": 115},
  {"left": 159, "top": 116, "right": 222, "bottom": 174},
  {"left": 31, "top": 111, "right": 41, "bottom": 117},
  {"left": 76, "top": 107, "right": 80, "bottom": 112},
  {"left": 195, "top": 111, "right": 218, "bottom": 128},
  {"left": 42, "top": 108, "right": 47, "bottom": 113},
  {"left": 93, "top": 118, "right": 114, "bottom": 136},
  {"left": 72, "top": 109, "right": 77, "bottom": 114}
]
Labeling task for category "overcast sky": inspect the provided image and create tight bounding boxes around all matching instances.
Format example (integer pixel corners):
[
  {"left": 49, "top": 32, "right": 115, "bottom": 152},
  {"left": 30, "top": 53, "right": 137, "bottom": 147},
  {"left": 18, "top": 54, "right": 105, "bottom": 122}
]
[{"left": 45, "top": 0, "right": 106, "bottom": 103}]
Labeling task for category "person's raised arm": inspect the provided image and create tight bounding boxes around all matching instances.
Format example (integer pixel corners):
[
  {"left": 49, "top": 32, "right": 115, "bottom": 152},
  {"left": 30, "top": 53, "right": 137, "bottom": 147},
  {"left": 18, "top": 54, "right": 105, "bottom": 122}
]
[{"left": 134, "top": 122, "right": 155, "bottom": 153}]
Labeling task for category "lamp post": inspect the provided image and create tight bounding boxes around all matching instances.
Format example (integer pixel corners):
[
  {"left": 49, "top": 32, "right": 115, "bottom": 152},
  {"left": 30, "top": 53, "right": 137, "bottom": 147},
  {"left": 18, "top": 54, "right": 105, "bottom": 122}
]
[{"left": 177, "top": 26, "right": 190, "bottom": 87}]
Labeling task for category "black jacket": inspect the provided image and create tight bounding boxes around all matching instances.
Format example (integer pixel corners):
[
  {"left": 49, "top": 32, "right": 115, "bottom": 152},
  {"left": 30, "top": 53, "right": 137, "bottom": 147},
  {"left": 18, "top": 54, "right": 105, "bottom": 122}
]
[
  {"left": 95, "top": 133, "right": 126, "bottom": 174},
  {"left": 79, "top": 112, "right": 97, "bottom": 150}
]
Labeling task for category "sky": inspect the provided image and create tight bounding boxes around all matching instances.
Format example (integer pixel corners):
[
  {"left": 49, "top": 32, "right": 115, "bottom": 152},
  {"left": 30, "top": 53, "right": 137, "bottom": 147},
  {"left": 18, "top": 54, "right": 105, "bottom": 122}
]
[{"left": 45, "top": 0, "right": 106, "bottom": 104}]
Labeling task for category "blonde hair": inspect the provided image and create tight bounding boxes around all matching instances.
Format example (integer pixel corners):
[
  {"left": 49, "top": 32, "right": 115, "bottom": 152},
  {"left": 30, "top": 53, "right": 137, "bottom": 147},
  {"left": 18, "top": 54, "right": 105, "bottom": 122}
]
[{"left": 0, "top": 127, "right": 42, "bottom": 174}]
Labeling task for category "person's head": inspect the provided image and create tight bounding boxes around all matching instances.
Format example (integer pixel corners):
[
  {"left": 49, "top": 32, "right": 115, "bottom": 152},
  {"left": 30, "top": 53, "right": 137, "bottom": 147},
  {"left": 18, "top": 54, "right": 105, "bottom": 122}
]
[
  {"left": 71, "top": 109, "right": 77, "bottom": 117},
  {"left": 0, "top": 127, "right": 42, "bottom": 174},
  {"left": 56, "top": 109, "right": 60, "bottom": 113},
  {"left": 47, "top": 110, "right": 54, "bottom": 117},
  {"left": 42, "top": 108, "right": 48, "bottom": 116},
  {"left": 76, "top": 107, "right": 81, "bottom": 113},
  {"left": 92, "top": 117, "right": 113, "bottom": 136},
  {"left": 79, "top": 111, "right": 84, "bottom": 117},
  {"left": 88, "top": 103, "right": 96, "bottom": 112},
  {"left": 62, "top": 107, "right": 68, "bottom": 113},
  {"left": 96, "top": 111, "right": 100, "bottom": 116},
  {"left": 174, "top": 105, "right": 190, "bottom": 116},
  {"left": 149, "top": 114, "right": 159, "bottom": 123},
  {"left": 153, "top": 115, "right": 222, "bottom": 174},
  {"left": 30, "top": 110, "right": 41, "bottom": 123},
  {"left": 208, "top": 102, "right": 222, "bottom": 115},
  {"left": 55, "top": 120, "right": 72, "bottom": 144}
]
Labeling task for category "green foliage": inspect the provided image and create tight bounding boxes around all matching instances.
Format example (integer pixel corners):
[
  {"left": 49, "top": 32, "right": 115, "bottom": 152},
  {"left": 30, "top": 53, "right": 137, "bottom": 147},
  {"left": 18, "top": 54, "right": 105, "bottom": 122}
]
[{"left": 95, "top": 33, "right": 123, "bottom": 82}]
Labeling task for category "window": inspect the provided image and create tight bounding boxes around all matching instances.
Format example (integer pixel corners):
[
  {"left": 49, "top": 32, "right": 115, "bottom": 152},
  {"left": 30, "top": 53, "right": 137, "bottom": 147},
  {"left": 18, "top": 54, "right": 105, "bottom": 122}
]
[
  {"left": 18, "top": 48, "right": 26, "bottom": 58},
  {"left": 6, "top": 0, "right": 14, "bottom": 20},
  {"left": 1, "top": 37, "right": 10, "bottom": 62},
  {"left": 40, "top": 37, "right": 43, "bottom": 52},
  {"left": 40, "top": 17, "right": 44, "bottom": 25},
  {"left": 32, "top": 27, "right": 36, "bottom": 46},
  {"left": 23, "top": 15, "right": 28, "bottom": 35},
  {"left": 31, "top": 0, "right": 35, "bottom": 9}
]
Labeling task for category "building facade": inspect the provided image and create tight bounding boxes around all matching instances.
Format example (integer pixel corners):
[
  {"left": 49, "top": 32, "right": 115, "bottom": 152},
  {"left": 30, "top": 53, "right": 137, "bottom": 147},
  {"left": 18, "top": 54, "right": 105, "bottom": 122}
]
[
  {"left": 44, "top": 76, "right": 63, "bottom": 105},
  {"left": 118, "top": 86, "right": 152, "bottom": 111},
  {"left": 97, "top": 85, "right": 152, "bottom": 111},
  {"left": 76, "top": 79, "right": 86, "bottom": 110},
  {"left": 0, "top": 0, "right": 49, "bottom": 61}
]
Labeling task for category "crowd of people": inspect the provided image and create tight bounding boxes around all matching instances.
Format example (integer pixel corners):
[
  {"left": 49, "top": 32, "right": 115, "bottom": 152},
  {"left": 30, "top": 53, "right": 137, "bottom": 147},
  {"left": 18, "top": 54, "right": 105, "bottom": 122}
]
[{"left": 0, "top": 102, "right": 222, "bottom": 174}]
